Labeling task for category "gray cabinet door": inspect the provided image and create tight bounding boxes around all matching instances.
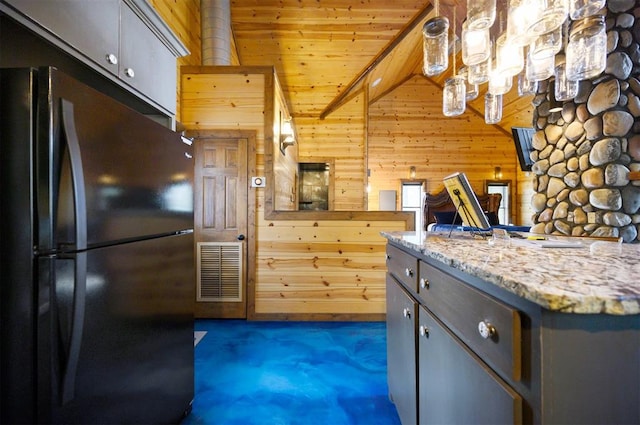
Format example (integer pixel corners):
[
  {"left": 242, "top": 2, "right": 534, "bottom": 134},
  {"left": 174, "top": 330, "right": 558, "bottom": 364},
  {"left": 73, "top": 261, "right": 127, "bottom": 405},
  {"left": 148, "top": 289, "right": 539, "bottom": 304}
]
[
  {"left": 5, "top": 0, "right": 119, "bottom": 74},
  {"left": 119, "top": 1, "right": 175, "bottom": 112},
  {"left": 418, "top": 305, "right": 522, "bottom": 425},
  {"left": 386, "top": 274, "right": 417, "bottom": 425}
]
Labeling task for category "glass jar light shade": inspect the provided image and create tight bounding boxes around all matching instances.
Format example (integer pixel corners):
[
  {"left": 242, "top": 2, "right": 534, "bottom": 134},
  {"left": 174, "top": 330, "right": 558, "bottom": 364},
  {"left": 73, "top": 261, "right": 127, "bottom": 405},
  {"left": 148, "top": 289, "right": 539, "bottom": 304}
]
[
  {"left": 507, "top": 0, "right": 540, "bottom": 46},
  {"left": 554, "top": 55, "right": 578, "bottom": 101},
  {"left": 530, "top": 25, "right": 562, "bottom": 60},
  {"left": 485, "top": 92, "right": 503, "bottom": 124},
  {"left": 488, "top": 67, "right": 513, "bottom": 95},
  {"left": 566, "top": 16, "right": 607, "bottom": 81},
  {"left": 526, "top": 50, "right": 555, "bottom": 81},
  {"left": 496, "top": 34, "right": 524, "bottom": 77},
  {"left": 528, "top": 0, "right": 568, "bottom": 36},
  {"left": 569, "top": 0, "right": 605, "bottom": 20},
  {"left": 518, "top": 71, "right": 538, "bottom": 96},
  {"left": 468, "top": 55, "right": 491, "bottom": 85},
  {"left": 466, "top": 0, "right": 496, "bottom": 29},
  {"left": 422, "top": 16, "right": 450, "bottom": 76},
  {"left": 459, "top": 66, "right": 479, "bottom": 100},
  {"left": 462, "top": 22, "right": 491, "bottom": 66},
  {"left": 443, "top": 76, "right": 466, "bottom": 117}
]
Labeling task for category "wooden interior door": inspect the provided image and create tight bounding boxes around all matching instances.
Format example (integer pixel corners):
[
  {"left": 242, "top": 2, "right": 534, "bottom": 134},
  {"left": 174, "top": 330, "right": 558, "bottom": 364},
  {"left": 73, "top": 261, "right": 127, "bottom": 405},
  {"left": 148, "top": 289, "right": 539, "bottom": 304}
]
[{"left": 193, "top": 133, "right": 249, "bottom": 318}]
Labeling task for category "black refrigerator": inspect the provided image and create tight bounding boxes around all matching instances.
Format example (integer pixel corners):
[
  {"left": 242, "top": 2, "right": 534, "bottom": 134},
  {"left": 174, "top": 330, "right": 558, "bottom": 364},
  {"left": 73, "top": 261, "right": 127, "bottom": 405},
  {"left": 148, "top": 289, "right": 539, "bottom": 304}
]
[{"left": 1, "top": 67, "right": 195, "bottom": 424}]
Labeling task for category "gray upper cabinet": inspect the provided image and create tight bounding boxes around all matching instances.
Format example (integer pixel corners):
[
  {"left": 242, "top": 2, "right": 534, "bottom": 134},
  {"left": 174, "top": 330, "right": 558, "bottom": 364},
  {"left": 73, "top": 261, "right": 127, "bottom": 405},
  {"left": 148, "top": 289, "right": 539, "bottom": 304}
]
[
  {"left": 2, "top": 0, "right": 187, "bottom": 115},
  {"left": 4, "top": 0, "right": 120, "bottom": 73},
  {"left": 119, "top": 2, "right": 175, "bottom": 111}
]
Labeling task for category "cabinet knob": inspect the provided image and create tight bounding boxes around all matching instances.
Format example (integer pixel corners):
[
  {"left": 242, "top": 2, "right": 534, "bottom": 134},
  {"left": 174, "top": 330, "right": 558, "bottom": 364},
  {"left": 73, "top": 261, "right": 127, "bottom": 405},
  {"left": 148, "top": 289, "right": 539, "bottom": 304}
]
[
  {"left": 478, "top": 321, "right": 496, "bottom": 339},
  {"left": 385, "top": 254, "right": 390, "bottom": 261},
  {"left": 419, "top": 325, "right": 430, "bottom": 338},
  {"left": 124, "top": 68, "right": 135, "bottom": 78},
  {"left": 403, "top": 308, "right": 412, "bottom": 319},
  {"left": 405, "top": 268, "right": 413, "bottom": 277},
  {"left": 419, "top": 278, "right": 429, "bottom": 289},
  {"left": 106, "top": 53, "right": 118, "bottom": 65}
]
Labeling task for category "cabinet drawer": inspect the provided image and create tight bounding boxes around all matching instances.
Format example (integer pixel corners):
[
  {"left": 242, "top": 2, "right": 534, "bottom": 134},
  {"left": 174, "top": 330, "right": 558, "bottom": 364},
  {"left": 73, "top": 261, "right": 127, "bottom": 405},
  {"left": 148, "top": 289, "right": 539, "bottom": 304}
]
[
  {"left": 418, "top": 261, "right": 521, "bottom": 381},
  {"left": 386, "top": 244, "right": 418, "bottom": 293}
]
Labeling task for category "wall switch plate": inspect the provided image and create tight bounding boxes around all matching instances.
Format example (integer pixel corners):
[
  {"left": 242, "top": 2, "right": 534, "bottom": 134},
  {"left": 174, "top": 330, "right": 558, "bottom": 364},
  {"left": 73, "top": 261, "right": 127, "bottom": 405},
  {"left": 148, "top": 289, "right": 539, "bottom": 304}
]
[
  {"left": 587, "top": 212, "right": 596, "bottom": 223},
  {"left": 251, "top": 176, "right": 266, "bottom": 187}
]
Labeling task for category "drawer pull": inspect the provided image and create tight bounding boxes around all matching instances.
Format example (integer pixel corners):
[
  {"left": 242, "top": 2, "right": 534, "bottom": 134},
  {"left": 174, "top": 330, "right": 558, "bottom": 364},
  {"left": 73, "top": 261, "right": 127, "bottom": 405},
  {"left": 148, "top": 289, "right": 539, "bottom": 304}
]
[
  {"left": 405, "top": 268, "right": 414, "bottom": 277},
  {"left": 478, "top": 321, "right": 496, "bottom": 339},
  {"left": 385, "top": 254, "right": 390, "bottom": 260},
  {"left": 420, "top": 278, "right": 429, "bottom": 289},
  {"left": 124, "top": 68, "right": 135, "bottom": 78},
  {"left": 419, "top": 325, "right": 430, "bottom": 338},
  {"left": 403, "top": 308, "right": 412, "bottom": 319}
]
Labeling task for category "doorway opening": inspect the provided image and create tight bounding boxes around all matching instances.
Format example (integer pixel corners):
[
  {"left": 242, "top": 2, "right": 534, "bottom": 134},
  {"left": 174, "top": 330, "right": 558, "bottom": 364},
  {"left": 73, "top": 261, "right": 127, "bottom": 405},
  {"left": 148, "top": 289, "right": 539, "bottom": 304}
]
[
  {"left": 401, "top": 180, "right": 426, "bottom": 232},
  {"left": 486, "top": 180, "right": 511, "bottom": 225},
  {"left": 298, "top": 160, "right": 334, "bottom": 210}
]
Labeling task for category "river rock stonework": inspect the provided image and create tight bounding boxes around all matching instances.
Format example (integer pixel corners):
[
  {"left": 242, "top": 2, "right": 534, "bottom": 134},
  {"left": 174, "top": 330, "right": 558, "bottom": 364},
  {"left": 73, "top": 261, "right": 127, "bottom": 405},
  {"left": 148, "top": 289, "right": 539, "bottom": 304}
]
[{"left": 530, "top": 3, "right": 640, "bottom": 243}]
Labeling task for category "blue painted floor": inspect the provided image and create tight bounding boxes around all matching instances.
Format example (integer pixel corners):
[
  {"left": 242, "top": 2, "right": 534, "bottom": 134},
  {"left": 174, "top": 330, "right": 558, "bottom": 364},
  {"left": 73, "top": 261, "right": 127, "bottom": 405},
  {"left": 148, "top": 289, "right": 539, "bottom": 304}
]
[{"left": 182, "top": 320, "right": 401, "bottom": 425}]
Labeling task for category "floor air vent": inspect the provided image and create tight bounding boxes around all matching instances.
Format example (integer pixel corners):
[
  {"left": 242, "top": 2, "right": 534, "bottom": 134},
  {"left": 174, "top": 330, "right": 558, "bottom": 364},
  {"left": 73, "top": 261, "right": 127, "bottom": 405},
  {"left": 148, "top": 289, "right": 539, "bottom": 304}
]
[{"left": 197, "top": 242, "right": 243, "bottom": 302}]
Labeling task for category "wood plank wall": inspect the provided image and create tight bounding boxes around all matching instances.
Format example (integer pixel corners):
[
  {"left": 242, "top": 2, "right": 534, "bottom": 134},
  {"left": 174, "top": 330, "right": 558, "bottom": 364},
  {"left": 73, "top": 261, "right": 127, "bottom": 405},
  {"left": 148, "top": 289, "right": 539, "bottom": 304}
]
[
  {"left": 297, "top": 93, "right": 368, "bottom": 211},
  {"left": 368, "top": 76, "right": 528, "bottom": 224},
  {"left": 149, "top": 0, "right": 201, "bottom": 123},
  {"left": 153, "top": 1, "right": 534, "bottom": 321},
  {"left": 181, "top": 68, "right": 408, "bottom": 319}
]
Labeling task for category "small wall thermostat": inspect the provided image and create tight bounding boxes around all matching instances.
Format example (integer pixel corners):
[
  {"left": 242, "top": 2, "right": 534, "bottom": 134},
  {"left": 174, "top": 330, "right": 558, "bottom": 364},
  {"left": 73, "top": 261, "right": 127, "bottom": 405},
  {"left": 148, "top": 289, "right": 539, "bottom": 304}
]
[{"left": 251, "top": 176, "right": 266, "bottom": 188}]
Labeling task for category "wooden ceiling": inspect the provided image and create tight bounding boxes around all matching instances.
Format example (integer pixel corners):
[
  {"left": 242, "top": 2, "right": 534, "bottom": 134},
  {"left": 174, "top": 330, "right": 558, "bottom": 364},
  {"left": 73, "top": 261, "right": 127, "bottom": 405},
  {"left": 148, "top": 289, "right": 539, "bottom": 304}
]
[{"left": 230, "top": 0, "right": 535, "bottom": 136}]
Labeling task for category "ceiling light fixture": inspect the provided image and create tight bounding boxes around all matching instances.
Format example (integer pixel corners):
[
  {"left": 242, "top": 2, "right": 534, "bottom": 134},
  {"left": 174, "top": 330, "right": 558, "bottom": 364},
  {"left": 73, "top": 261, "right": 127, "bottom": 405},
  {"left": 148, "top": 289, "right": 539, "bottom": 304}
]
[{"left": 430, "top": 0, "right": 607, "bottom": 122}]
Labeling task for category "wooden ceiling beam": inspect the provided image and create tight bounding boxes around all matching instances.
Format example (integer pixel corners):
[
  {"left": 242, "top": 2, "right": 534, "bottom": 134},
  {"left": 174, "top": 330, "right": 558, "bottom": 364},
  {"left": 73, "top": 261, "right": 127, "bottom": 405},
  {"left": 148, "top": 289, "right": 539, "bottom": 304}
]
[{"left": 319, "top": 2, "right": 434, "bottom": 120}]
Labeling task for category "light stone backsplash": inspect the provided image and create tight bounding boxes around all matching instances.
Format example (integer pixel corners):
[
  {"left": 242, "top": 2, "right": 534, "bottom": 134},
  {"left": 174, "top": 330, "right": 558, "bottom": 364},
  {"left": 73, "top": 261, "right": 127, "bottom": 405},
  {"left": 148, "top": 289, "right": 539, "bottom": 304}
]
[{"left": 530, "top": 0, "right": 640, "bottom": 242}]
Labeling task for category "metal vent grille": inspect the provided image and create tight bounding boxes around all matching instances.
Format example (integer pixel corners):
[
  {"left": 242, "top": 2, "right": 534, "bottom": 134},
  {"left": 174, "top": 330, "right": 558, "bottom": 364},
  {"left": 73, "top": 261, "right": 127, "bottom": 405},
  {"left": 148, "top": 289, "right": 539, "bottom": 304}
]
[{"left": 197, "top": 242, "right": 243, "bottom": 302}]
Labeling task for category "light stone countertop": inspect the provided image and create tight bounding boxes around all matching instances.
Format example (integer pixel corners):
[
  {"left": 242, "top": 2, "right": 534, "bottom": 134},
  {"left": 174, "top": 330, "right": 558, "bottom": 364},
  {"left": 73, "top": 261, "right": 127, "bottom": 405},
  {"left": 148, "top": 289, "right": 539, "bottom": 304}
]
[{"left": 382, "top": 230, "right": 640, "bottom": 315}]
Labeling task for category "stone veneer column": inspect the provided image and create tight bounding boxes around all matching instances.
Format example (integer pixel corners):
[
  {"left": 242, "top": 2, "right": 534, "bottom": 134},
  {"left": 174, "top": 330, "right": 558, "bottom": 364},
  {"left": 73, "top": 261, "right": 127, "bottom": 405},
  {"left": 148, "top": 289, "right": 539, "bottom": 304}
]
[{"left": 530, "top": 0, "right": 640, "bottom": 242}]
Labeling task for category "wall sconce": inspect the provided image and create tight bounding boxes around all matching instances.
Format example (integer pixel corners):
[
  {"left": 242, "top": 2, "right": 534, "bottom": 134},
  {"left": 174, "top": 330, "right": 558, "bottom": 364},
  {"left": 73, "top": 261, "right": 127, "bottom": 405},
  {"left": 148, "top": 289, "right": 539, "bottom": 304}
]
[
  {"left": 280, "top": 117, "right": 295, "bottom": 154},
  {"left": 409, "top": 166, "right": 417, "bottom": 179},
  {"left": 494, "top": 166, "right": 502, "bottom": 179}
]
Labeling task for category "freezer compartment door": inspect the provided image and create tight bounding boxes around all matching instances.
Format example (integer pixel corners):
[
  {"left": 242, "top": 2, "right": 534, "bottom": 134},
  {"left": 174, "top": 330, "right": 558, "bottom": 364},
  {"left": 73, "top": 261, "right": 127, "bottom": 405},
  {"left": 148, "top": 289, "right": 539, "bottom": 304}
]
[
  {"left": 39, "top": 67, "right": 193, "bottom": 250},
  {"left": 50, "top": 233, "right": 194, "bottom": 424}
]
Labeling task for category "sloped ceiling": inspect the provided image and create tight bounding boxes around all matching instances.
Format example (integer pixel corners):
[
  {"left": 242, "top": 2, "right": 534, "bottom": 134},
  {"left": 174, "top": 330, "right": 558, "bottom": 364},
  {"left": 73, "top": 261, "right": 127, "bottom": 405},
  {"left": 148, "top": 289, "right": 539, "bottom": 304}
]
[{"left": 230, "top": 0, "right": 535, "bottom": 136}]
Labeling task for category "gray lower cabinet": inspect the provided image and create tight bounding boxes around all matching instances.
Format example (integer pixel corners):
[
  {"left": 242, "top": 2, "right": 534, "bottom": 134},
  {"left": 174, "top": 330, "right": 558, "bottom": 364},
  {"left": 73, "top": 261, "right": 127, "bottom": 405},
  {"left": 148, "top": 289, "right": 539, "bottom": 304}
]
[
  {"left": 386, "top": 240, "right": 640, "bottom": 425},
  {"left": 387, "top": 243, "right": 526, "bottom": 424},
  {"left": 417, "top": 304, "right": 522, "bottom": 425},
  {"left": 386, "top": 273, "right": 417, "bottom": 425}
]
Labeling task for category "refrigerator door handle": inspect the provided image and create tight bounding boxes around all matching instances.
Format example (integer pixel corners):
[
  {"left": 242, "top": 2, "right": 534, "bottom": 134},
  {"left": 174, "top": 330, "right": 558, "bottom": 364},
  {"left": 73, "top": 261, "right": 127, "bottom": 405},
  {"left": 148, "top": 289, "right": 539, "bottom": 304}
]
[
  {"left": 59, "top": 99, "right": 88, "bottom": 405},
  {"left": 60, "top": 98, "right": 87, "bottom": 251}
]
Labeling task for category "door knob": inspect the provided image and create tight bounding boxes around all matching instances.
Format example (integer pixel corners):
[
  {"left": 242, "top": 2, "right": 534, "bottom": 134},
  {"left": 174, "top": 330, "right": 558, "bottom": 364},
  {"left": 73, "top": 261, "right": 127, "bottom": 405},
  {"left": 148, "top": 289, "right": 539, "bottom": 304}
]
[{"left": 237, "top": 234, "right": 245, "bottom": 241}]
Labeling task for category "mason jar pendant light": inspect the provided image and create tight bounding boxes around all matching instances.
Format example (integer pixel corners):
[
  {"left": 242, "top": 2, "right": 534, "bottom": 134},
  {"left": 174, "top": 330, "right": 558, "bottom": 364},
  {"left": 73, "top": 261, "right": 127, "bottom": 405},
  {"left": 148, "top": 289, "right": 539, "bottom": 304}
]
[
  {"left": 530, "top": 24, "right": 562, "bottom": 60},
  {"left": 518, "top": 71, "right": 538, "bottom": 96},
  {"left": 528, "top": 0, "right": 568, "bottom": 36},
  {"left": 459, "top": 66, "right": 479, "bottom": 100},
  {"left": 489, "top": 67, "right": 513, "bottom": 95},
  {"left": 443, "top": 7, "right": 466, "bottom": 117},
  {"left": 526, "top": 48, "right": 555, "bottom": 81},
  {"left": 554, "top": 54, "right": 578, "bottom": 101},
  {"left": 443, "top": 76, "right": 467, "bottom": 116},
  {"left": 507, "top": 0, "right": 539, "bottom": 47},
  {"left": 462, "top": 21, "right": 491, "bottom": 66},
  {"left": 495, "top": 33, "right": 523, "bottom": 77},
  {"left": 569, "top": 0, "right": 605, "bottom": 20},
  {"left": 422, "top": 0, "right": 449, "bottom": 76},
  {"left": 485, "top": 92, "right": 503, "bottom": 124},
  {"left": 468, "top": 53, "right": 491, "bottom": 85},
  {"left": 566, "top": 15, "right": 606, "bottom": 81},
  {"left": 466, "top": 0, "right": 496, "bottom": 29}
]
